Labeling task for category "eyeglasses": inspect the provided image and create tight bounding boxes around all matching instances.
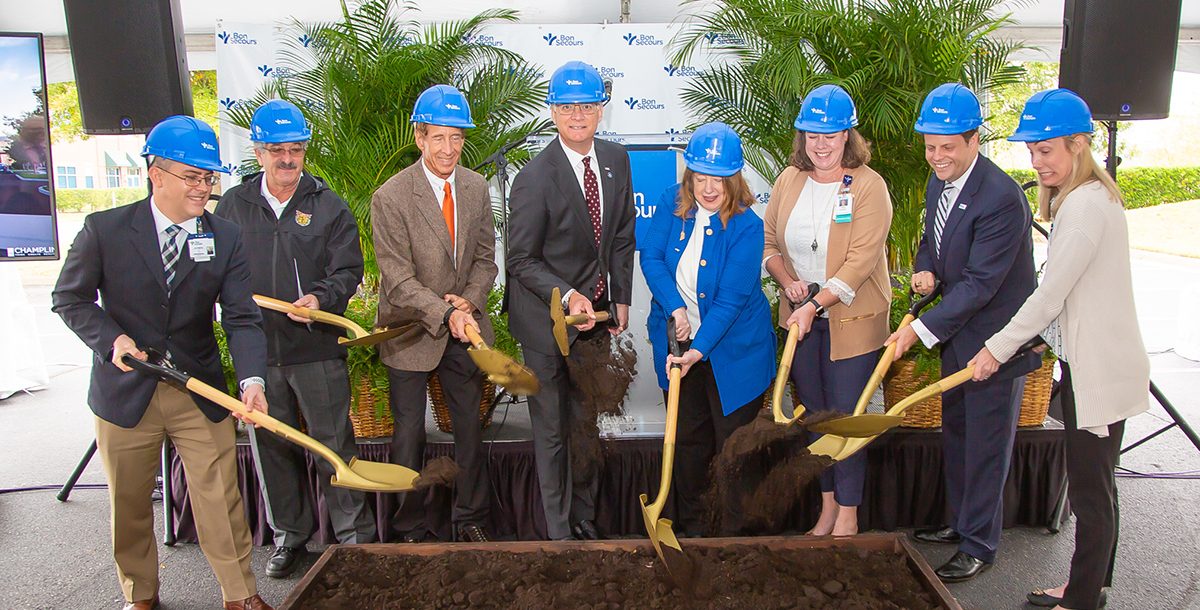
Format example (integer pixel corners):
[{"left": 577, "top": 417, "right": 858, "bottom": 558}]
[
  {"left": 263, "top": 144, "right": 307, "bottom": 156},
  {"left": 157, "top": 166, "right": 219, "bottom": 187},
  {"left": 553, "top": 103, "right": 603, "bottom": 116}
]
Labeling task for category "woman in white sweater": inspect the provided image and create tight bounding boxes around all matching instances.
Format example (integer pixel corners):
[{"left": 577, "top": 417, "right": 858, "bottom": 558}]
[{"left": 970, "top": 89, "right": 1149, "bottom": 610}]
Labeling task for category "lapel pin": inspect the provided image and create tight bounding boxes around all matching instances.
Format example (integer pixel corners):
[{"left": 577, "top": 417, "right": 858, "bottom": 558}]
[{"left": 958, "top": 203, "right": 967, "bottom": 210}]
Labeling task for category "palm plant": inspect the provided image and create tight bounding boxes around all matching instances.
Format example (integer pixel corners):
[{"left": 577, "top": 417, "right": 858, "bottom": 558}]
[
  {"left": 671, "top": 0, "right": 1026, "bottom": 271},
  {"left": 226, "top": 0, "right": 551, "bottom": 281}
]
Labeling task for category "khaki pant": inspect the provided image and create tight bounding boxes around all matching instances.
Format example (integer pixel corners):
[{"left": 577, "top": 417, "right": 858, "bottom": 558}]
[{"left": 96, "top": 382, "right": 256, "bottom": 603}]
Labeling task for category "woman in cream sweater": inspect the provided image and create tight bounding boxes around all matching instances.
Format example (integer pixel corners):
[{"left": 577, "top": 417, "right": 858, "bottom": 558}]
[
  {"left": 970, "top": 89, "right": 1149, "bottom": 610},
  {"left": 763, "top": 85, "right": 893, "bottom": 536}
]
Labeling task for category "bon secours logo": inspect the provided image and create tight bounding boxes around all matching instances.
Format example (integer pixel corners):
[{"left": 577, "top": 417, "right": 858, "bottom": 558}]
[
  {"left": 623, "top": 97, "right": 665, "bottom": 111},
  {"left": 622, "top": 32, "right": 665, "bottom": 46},
  {"left": 217, "top": 31, "right": 258, "bottom": 45},
  {"left": 219, "top": 97, "right": 251, "bottom": 111},
  {"left": 256, "top": 65, "right": 296, "bottom": 79},
  {"left": 663, "top": 64, "right": 703, "bottom": 77},
  {"left": 703, "top": 32, "right": 746, "bottom": 47},
  {"left": 598, "top": 66, "right": 625, "bottom": 79},
  {"left": 664, "top": 128, "right": 691, "bottom": 143},
  {"left": 596, "top": 130, "right": 627, "bottom": 144},
  {"left": 462, "top": 33, "right": 504, "bottom": 47},
  {"left": 542, "top": 32, "right": 584, "bottom": 46}
]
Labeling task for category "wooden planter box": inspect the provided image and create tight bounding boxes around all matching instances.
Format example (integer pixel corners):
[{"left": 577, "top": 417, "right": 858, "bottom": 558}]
[{"left": 280, "top": 533, "right": 961, "bottom": 609}]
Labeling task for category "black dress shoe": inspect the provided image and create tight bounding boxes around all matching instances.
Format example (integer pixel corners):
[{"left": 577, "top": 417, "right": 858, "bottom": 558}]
[
  {"left": 458, "top": 524, "right": 490, "bottom": 543},
  {"left": 265, "top": 545, "right": 302, "bottom": 578},
  {"left": 913, "top": 526, "right": 962, "bottom": 544},
  {"left": 935, "top": 551, "right": 991, "bottom": 582},
  {"left": 1027, "top": 587, "right": 1108, "bottom": 608},
  {"left": 571, "top": 519, "right": 602, "bottom": 540}
]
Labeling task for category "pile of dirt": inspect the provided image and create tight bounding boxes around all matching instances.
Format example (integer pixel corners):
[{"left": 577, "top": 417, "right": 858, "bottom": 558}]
[
  {"left": 706, "top": 409, "right": 839, "bottom": 535},
  {"left": 412, "top": 456, "right": 460, "bottom": 491},
  {"left": 293, "top": 544, "right": 940, "bottom": 609}
]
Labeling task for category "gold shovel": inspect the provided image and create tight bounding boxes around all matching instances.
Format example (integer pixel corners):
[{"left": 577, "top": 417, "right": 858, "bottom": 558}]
[
  {"left": 549, "top": 287, "right": 611, "bottom": 356},
  {"left": 123, "top": 352, "right": 420, "bottom": 492},
  {"left": 252, "top": 294, "right": 414, "bottom": 347},
  {"left": 809, "top": 336, "right": 1047, "bottom": 461},
  {"left": 460, "top": 325, "right": 541, "bottom": 396},
  {"left": 639, "top": 317, "right": 686, "bottom": 574}
]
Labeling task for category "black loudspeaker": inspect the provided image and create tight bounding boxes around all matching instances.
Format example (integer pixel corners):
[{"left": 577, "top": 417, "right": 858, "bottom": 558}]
[
  {"left": 1059, "top": 0, "right": 1181, "bottom": 121},
  {"left": 63, "top": 0, "right": 193, "bottom": 134}
]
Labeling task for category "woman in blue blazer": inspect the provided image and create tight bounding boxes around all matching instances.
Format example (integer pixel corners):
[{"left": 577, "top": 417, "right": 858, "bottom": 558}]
[{"left": 639, "top": 122, "right": 776, "bottom": 536}]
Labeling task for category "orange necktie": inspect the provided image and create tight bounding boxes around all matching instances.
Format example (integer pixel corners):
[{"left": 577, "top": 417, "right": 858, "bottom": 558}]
[{"left": 442, "top": 181, "right": 455, "bottom": 250}]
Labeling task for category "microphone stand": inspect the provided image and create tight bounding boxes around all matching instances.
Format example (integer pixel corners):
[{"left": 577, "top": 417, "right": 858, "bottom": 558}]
[{"left": 473, "top": 138, "right": 524, "bottom": 260}]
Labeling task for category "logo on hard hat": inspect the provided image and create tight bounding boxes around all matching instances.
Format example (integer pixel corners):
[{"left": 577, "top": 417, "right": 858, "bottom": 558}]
[
  {"left": 1023, "top": 114, "right": 1036, "bottom": 121},
  {"left": 932, "top": 107, "right": 948, "bottom": 115},
  {"left": 811, "top": 107, "right": 826, "bottom": 116},
  {"left": 445, "top": 103, "right": 461, "bottom": 110},
  {"left": 274, "top": 118, "right": 292, "bottom": 125},
  {"left": 704, "top": 141, "right": 721, "bottom": 162},
  {"left": 201, "top": 142, "right": 216, "bottom": 151},
  {"left": 566, "top": 79, "right": 583, "bottom": 86}
]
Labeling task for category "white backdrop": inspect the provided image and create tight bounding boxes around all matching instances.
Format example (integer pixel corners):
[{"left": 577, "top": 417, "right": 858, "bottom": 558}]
[{"left": 214, "top": 22, "right": 774, "bottom": 433}]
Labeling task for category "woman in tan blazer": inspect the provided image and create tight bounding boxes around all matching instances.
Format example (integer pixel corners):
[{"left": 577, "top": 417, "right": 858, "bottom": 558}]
[
  {"left": 971, "top": 89, "right": 1148, "bottom": 610},
  {"left": 763, "top": 85, "right": 892, "bottom": 536}
]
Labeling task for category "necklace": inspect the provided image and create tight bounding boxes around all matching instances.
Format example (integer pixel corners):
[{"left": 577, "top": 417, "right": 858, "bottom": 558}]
[{"left": 808, "top": 178, "right": 839, "bottom": 253}]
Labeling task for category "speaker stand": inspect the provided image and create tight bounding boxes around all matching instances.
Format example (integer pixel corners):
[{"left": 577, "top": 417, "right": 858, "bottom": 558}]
[{"left": 1103, "top": 120, "right": 1120, "bottom": 179}]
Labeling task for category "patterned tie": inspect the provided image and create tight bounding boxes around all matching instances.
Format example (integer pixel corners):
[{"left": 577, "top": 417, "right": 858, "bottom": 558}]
[
  {"left": 442, "top": 181, "right": 455, "bottom": 252},
  {"left": 582, "top": 156, "right": 605, "bottom": 300},
  {"left": 933, "top": 183, "right": 957, "bottom": 257},
  {"left": 161, "top": 224, "right": 182, "bottom": 292}
]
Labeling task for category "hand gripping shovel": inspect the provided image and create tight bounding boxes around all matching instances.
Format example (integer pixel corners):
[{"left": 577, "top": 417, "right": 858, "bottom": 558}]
[
  {"left": 639, "top": 317, "right": 690, "bottom": 580},
  {"left": 549, "top": 287, "right": 612, "bottom": 356},
  {"left": 253, "top": 294, "right": 414, "bottom": 347},
  {"left": 769, "top": 283, "right": 820, "bottom": 425},
  {"left": 122, "top": 351, "right": 420, "bottom": 492},
  {"left": 817, "top": 284, "right": 944, "bottom": 438},
  {"left": 460, "top": 325, "right": 541, "bottom": 396},
  {"left": 808, "top": 336, "right": 1046, "bottom": 461}
]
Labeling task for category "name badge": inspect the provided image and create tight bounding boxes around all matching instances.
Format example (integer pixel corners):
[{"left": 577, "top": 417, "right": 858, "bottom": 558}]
[
  {"left": 833, "top": 192, "right": 853, "bottom": 224},
  {"left": 188, "top": 233, "right": 215, "bottom": 262}
]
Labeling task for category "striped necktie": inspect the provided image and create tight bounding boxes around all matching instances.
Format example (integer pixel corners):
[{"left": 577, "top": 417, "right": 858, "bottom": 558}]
[
  {"left": 933, "top": 183, "right": 956, "bottom": 257},
  {"left": 162, "top": 224, "right": 182, "bottom": 292}
]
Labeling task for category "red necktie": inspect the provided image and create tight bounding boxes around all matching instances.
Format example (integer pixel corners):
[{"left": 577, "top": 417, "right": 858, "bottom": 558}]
[
  {"left": 582, "top": 156, "right": 605, "bottom": 299},
  {"left": 442, "top": 181, "right": 455, "bottom": 251}
]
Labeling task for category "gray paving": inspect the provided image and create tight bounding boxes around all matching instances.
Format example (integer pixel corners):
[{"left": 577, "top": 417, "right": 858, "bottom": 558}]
[{"left": 2, "top": 249, "right": 1199, "bottom": 609}]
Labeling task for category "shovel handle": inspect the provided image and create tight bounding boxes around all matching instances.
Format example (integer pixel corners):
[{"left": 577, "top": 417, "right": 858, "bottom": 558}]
[
  {"left": 462, "top": 324, "right": 488, "bottom": 350},
  {"left": 849, "top": 282, "right": 943, "bottom": 417},
  {"left": 887, "top": 336, "right": 1046, "bottom": 416},
  {"left": 563, "top": 310, "right": 611, "bottom": 326},
  {"left": 770, "top": 323, "right": 801, "bottom": 423},
  {"left": 252, "top": 294, "right": 369, "bottom": 337}
]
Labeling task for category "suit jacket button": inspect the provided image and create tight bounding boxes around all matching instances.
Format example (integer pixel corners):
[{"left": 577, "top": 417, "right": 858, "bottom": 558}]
[
  {"left": 705, "top": 228, "right": 713, "bottom": 236},
  {"left": 699, "top": 259, "right": 707, "bottom": 267},
  {"left": 698, "top": 293, "right": 706, "bottom": 299}
]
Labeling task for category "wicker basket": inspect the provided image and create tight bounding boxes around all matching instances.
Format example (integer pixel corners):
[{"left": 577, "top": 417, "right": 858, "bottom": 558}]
[
  {"left": 427, "top": 373, "right": 496, "bottom": 434},
  {"left": 349, "top": 377, "right": 394, "bottom": 438},
  {"left": 885, "top": 357, "right": 1057, "bottom": 429}
]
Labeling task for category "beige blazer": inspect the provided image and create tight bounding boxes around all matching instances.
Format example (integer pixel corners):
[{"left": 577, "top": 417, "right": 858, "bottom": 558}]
[
  {"left": 986, "top": 181, "right": 1149, "bottom": 428},
  {"left": 763, "top": 164, "right": 893, "bottom": 360},
  {"left": 371, "top": 161, "right": 498, "bottom": 372}
]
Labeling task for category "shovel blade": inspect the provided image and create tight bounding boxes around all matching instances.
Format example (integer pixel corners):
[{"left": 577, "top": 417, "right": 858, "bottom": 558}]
[
  {"left": 639, "top": 494, "right": 682, "bottom": 555},
  {"left": 807, "top": 414, "right": 903, "bottom": 438},
  {"left": 467, "top": 347, "right": 540, "bottom": 395},
  {"left": 338, "top": 325, "right": 412, "bottom": 347},
  {"left": 329, "top": 457, "right": 420, "bottom": 492}
]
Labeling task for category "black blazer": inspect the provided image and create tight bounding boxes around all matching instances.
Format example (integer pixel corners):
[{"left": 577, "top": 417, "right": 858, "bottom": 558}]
[
  {"left": 913, "top": 154, "right": 1040, "bottom": 380},
  {"left": 52, "top": 198, "right": 267, "bottom": 428},
  {"left": 505, "top": 137, "right": 637, "bottom": 355}
]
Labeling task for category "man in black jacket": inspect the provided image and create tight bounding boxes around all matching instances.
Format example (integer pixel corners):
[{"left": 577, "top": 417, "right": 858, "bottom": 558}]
[{"left": 215, "top": 100, "right": 372, "bottom": 578}]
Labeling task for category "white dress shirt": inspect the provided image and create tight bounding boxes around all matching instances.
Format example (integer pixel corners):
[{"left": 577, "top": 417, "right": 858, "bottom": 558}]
[
  {"left": 912, "top": 154, "right": 980, "bottom": 348},
  {"left": 558, "top": 136, "right": 605, "bottom": 305},
  {"left": 675, "top": 205, "right": 714, "bottom": 339},
  {"left": 421, "top": 158, "right": 459, "bottom": 266}
]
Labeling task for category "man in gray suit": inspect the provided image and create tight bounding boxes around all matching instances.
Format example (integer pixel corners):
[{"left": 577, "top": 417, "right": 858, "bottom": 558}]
[
  {"left": 372, "top": 85, "right": 498, "bottom": 543},
  {"left": 506, "top": 61, "right": 637, "bottom": 541}
]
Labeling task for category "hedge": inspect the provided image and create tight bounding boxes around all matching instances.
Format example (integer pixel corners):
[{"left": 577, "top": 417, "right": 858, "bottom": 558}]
[
  {"left": 1007, "top": 167, "right": 1200, "bottom": 211},
  {"left": 54, "top": 188, "right": 146, "bottom": 213}
]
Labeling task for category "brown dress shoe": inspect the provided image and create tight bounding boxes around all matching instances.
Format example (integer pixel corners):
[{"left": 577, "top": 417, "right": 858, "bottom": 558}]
[
  {"left": 122, "top": 597, "right": 158, "bottom": 610},
  {"left": 224, "top": 594, "right": 273, "bottom": 610}
]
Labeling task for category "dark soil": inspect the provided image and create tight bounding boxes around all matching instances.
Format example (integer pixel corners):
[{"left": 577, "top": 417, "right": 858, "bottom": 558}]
[
  {"left": 566, "top": 332, "right": 638, "bottom": 485},
  {"left": 412, "top": 456, "right": 460, "bottom": 491},
  {"left": 292, "top": 544, "right": 940, "bottom": 609},
  {"left": 706, "top": 409, "right": 839, "bottom": 535}
]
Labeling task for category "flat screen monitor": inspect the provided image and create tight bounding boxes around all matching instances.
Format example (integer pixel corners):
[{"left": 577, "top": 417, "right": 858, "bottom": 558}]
[{"left": 0, "top": 32, "right": 59, "bottom": 261}]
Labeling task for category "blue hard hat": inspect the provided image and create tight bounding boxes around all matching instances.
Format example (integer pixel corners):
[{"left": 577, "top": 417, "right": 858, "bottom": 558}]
[
  {"left": 1008, "top": 88, "right": 1093, "bottom": 142},
  {"left": 249, "top": 99, "right": 312, "bottom": 143},
  {"left": 141, "top": 115, "right": 228, "bottom": 173},
  {"left": 684, "top": 122, "right": 744, "bottom": 177},
  {"left": 546, "top": 61, "right": 608, "bottom": 105},
  {"left": 411, "top": 84, "right": 476, "bottom": 129},
  {"left": 794, "top": 84, "right": 858, "bottom": 133},
  {"left": 914, "top": 83, "right": 983, "bottom": 135}
]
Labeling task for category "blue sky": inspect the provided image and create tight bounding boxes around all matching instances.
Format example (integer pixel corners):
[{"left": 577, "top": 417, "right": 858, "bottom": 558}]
[{"left": 0, "top": 36, "right": 44, "bottom": 137}]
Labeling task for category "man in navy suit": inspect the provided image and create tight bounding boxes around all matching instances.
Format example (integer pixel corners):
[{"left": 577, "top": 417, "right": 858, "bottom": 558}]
[
  {"left": 887, "top": 84, "right": 1039, "bottom": 583},
  {"left": 53, "top": 116, "right": 273, "bottom": 610},
  {"left": 505, "top": 61, "right": 637, "bottom": 541}
]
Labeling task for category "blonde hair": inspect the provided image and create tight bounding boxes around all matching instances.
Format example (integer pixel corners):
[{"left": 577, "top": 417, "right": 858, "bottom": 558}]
[
  {"left": 675, "top": 168, "right": 755, "bottom": 227},
  {"left": 1037, "top": 134, "right": 1123, "bottom": 221}
]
